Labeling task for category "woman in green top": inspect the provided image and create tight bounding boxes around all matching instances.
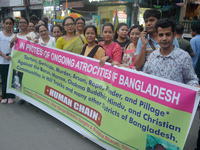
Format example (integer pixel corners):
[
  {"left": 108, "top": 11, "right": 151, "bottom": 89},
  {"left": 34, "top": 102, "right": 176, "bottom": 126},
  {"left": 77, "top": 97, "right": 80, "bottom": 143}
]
[{"left": 56, "top": 16, "right": 84, "bottom": 54}]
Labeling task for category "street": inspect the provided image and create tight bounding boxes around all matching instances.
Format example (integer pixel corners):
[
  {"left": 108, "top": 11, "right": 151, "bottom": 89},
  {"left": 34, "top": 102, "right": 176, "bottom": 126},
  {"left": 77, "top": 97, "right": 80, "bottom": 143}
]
[
  {"left": 0, "top": 96, "right": 104, "bottom": 150},
  {"left": 0, "top": 96, "right": 199, "bottom": 150}
]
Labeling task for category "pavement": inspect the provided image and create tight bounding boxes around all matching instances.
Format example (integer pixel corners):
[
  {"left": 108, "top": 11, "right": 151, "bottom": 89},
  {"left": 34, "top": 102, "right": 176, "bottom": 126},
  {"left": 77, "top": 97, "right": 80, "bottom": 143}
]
[
  {"left": 0, "top": 96, "right": 104, "bottom": 150},
  {"left": 0, "top": 87, "right": 199, "bottom": 150}
]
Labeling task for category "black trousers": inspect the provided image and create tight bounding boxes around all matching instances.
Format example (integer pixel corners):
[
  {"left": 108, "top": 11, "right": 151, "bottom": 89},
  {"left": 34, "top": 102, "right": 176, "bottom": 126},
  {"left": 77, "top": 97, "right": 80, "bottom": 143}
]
[
  {"left": 197, "top": 127, "right": 200, "bottom": 150},
  {"left": 0, "top": 64, "right": 15, "bottom": 99}
]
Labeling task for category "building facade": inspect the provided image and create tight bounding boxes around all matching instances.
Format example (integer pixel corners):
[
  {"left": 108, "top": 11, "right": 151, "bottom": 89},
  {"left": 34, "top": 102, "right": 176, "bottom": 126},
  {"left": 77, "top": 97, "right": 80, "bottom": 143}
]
[{"left": 0, "top": 0, "right": 43, "bottom": 21}]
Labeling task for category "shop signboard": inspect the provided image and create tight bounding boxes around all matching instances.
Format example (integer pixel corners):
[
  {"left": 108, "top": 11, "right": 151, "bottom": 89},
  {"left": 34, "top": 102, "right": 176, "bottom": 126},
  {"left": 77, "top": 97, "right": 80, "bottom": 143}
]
[
  {"left": 30, "top": 0, "right": 43, "bottom": 5},
  {"left": 10, "top": 0, "right": 23, "bottom": 6},
  {"left": 44, "top": 0, "right": 59, "bottom": 7},
  {"left": 0, "top": 0, "right": 9, "bottom": 7},
  {"left": 89, "top": 0, "right": 133, "bottom": 2},
  {"left": 62, "top": 1, "right": 83, "bottom": 8}
]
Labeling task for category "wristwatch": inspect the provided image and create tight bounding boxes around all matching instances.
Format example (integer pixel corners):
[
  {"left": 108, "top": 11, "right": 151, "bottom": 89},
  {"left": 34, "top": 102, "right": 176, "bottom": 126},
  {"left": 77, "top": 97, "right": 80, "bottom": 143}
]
[{"left": 107, "top": 56, "right": 111, "bottom": 62}]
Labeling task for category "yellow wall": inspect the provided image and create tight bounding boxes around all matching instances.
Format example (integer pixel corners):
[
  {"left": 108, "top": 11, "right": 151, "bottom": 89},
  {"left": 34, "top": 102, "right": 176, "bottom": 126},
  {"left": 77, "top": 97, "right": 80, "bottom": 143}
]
[{"left": 98, "top": 5, "right": 126, "bottom": 24}]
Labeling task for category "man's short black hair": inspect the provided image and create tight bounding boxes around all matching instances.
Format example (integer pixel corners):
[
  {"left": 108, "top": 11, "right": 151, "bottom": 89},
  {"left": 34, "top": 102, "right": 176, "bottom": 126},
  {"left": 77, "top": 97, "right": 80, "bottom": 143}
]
[
  {"left": 191, "top": 24, "right": 200, "bottom": 34},
  {"left": 143, "top": 9, "right": 161, "bottom": 20},
  {"left": 155, "top": 18, "right": 176, "bottom": 33},
  {"left": 175, "top": 24, "right": 184, "bottom": 34}
]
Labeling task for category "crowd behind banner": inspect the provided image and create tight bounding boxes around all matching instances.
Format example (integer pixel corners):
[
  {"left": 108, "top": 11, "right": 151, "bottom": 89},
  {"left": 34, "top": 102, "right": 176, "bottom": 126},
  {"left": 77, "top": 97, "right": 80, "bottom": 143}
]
[{"left": 0, "top": 9, "right": 200, "bottom": 150}]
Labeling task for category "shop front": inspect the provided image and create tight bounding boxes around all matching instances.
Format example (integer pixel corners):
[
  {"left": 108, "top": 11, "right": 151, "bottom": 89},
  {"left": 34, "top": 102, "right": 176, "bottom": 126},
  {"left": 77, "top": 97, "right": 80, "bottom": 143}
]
[
  {"left": 0, "top": 0, "right": 12, "bottom": 20},
  {"left": 50, "top": 0, "right": 84, "bottom": 25},
  {"left": 44, "top": 0, "right": 60, "bottom": 22},
  {"left": 86, "top": 0, "right": 178, "bottom": 28},
  {"left": 86, "top": 0, "right": 132, "bottom": 28},
  {"left": 177, "top": 0, "right": 200, "bottom": 38},
  {"left": 29, "top": 0, "right": 44, "bottom": 18}
]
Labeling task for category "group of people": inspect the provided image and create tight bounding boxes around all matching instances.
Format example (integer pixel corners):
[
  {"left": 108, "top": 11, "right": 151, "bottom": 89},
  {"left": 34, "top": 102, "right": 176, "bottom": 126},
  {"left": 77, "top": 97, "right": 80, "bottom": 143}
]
[{"left": 0, "top": 9, "right": 200, "bottom": 150}]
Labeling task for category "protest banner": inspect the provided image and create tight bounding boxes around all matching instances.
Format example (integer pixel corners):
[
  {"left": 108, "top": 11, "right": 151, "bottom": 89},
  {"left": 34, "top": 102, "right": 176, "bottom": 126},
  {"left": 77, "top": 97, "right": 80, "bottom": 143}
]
[{"left": 7, "top": 38, "right": 200, "bottom": 150}]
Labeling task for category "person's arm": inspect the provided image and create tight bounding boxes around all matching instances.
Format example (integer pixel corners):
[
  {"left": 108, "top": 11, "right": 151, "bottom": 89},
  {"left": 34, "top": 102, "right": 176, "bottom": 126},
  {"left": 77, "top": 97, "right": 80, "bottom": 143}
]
[
  {"left": 134, "top": 39, "right": 148, "bottom": 71},
  {"left": 111, "top": 61, "right": 120, "bottom": 66},
  {"left": 183, "top": 54, "right": 199, "bottom": 86},
  {"left": 117, "top": 63, "right": 129, "bottom": 68},
  {"left": 134, "top": 30, "right": 149, "bottom": 71},
  {"left": 195, "top": 54, "right": 200, "bottom": 82},
  {"left": 134, "top": 47, "right": 147, "bottom": 71},
  {"left": 27, "top": 31, "right": 37, "bottom": 41},
  {"left": 190, "top": 51, "right": 195, "bottom": 57},
  {"left": 120, "top": 44, "right": 136, "bottom": 68},
  {"left": 33, "top": 38, "right": 39, "bottom": 43},
  {"left": 112, "top": 43, "right": 122, "bottom": 63},
  {"left": 52, "top": 39, "right": 56, "bottom": 48},
  {"left": 99, "top": 56, "right": 110, "bottom": 67},
  {"left": 121, "top": 43, "right": 129, "bottom": 65},
  {"left": 99, "top": 43, "right": 122, "bottom": 67},
  {"left": 10, "top": 35, "right": 17, "bottom": 49},
  {"left": 187, "top": 42, "right": 194, "bottom": 57},
  {"left": 173, "top": 37, "right": 179, "bottom": 48},
  {"left": 143, "top": 52, "right": 154, "bottom": 74},
  {"left": 95, "top": 47, "right": 105, "bottom": 60},
  {"left": 0, "top": 51, "right": 11, "bottom": 60},
  {"left": 190, "top": 39, "right": 197, "bottom": 55}
]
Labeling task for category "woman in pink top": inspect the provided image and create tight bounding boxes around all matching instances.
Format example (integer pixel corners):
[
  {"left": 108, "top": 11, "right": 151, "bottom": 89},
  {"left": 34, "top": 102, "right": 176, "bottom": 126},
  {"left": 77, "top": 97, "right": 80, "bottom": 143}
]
[
  {"left": 117, "top": 25, "right": 143, "bottom": 69},
  {"left": 99, "top": 23, "right": 122, "bottom": 67}
]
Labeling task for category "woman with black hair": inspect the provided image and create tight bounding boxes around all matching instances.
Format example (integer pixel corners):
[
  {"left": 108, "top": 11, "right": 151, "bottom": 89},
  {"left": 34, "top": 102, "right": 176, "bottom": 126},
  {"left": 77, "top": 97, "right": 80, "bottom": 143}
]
[
  {"left": 117, "top": 25, "right": 143, "bottom": 69},
  {"left": 99, "top": 23, "right": 122, "bottom": 67},
  {"left": 81, "top": 25, "right": 105, "bottom": 60},
  {"left": 34, "top": 24, "right": 55, "bottom": 47},
  {"left": 10, "top": 17, "right": 37, "bottom": 48},
  {"left": 34, "top": 19, "right": 48, "bottom": 38},
  {"left": 55, "top": 16, "right": 85, "bottom": 54},
  {"left": 114, "top": 23, "right": 130, "bottom": 56},
  {"left": 28, "top": 22, "right": 36, "bottom": 33},
  {"left": 75, "top": 17, "right": 86, "bottom": 35},
  {"left": 51, "top": 25, "right": 63, "bottom": 41},
  {"left": 0, "top": 17, "right": 16, "bottom": 104}
]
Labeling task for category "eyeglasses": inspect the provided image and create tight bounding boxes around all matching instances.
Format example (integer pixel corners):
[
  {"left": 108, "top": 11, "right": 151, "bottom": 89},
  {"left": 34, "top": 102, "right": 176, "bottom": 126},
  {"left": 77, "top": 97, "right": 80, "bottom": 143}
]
[
  {"left": 64, "top": 23, "right": 75, "bottom": 27},
  {"left": 53, "top": 31, "right": 61, "bottom": 34},
  {"left": 28, "top": 26, "right": 35, "bottom": 28},
  {"left": 39, "top": 30, "right": 47, "bottom": 33},
  {"left": 77, "top": 22, "right": 84, "bottom": 25},
  {"left": 5, "top": 23, "right": 13, "bottom": 25},
  {"left": 19, "top": 22, "right": 27, "bottom": 24}
]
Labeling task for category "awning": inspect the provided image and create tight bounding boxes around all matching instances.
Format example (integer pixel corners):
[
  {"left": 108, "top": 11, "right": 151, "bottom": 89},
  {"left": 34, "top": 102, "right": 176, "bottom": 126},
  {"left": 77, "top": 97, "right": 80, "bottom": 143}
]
[
  {"left": 30, "top": 5, "right": 43, "bottom": 10},
  {"left": 62, "top": 1, "right": 83, "bottom": 8},
  {"left": 68, "top": 13, "right": 82, "bottom": 19}
]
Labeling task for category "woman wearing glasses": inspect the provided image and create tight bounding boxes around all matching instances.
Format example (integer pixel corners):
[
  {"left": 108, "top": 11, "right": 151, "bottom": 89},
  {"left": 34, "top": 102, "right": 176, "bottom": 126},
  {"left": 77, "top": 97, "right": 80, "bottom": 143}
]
[
  {"left": 56, "top": 16, "right": 85, "bottom": 54},
  {"left": 51, "top": 25, "right": 63, "bottom": 41},
  {"left": 33, "top": 24, "right": 55, "bottom": 47},
  {"left": 76, "top": 17, "right": 85, "bottom": 35},
  {"left": 10, "top": 18, "right": 37, "bottom": 48}
]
